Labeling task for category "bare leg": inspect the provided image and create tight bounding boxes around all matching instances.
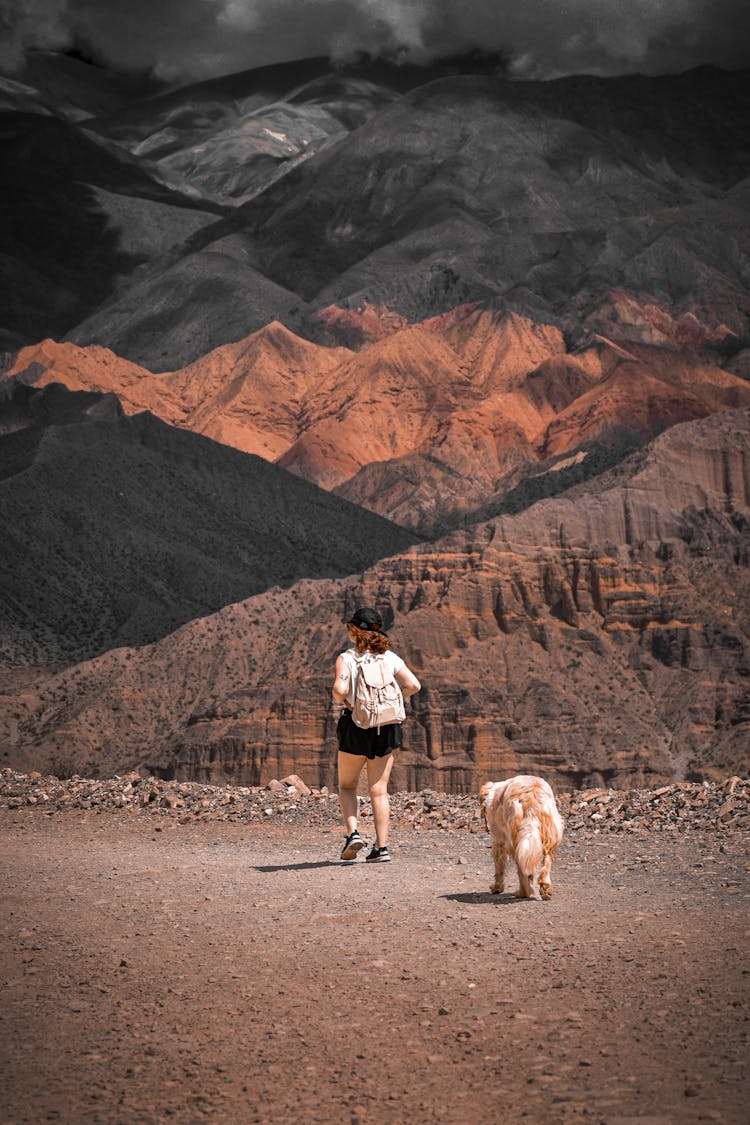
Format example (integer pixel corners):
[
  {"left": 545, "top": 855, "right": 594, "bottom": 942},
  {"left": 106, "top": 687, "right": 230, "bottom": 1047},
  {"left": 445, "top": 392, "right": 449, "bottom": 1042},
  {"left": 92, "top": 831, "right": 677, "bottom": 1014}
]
[
  {"left": 490, "top": 838, "right": 506, "bottom": 893},
  {"left": 539, "top": 853, "right": 553, "bottom": 900},
  {"left": 366, "top": 753, "right": 395, "bottom": 847},
  {"left": 337, "top": 751, "right": 366, "bottom": 835}
]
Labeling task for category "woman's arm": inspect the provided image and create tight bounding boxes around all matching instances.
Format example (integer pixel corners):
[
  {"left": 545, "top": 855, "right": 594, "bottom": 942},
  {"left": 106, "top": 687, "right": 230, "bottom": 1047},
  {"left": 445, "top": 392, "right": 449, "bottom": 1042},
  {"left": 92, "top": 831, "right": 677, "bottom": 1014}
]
[
  {"left": 396, "top": 665, "right": 421, "bottom": 699},
  {"left": 332, "top": 653, "right": 351, "bottom": 704}
]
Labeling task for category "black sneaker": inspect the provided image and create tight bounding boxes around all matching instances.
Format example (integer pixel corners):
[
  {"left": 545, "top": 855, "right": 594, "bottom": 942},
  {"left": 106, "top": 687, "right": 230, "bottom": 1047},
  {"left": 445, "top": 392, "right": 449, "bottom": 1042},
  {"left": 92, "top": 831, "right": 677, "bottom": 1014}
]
[
  {"left": 340, "top": 831, "right": 365, "bottom": 861},
  {"left": 365, "top": 845, "right": 391, "bottom": 863}
]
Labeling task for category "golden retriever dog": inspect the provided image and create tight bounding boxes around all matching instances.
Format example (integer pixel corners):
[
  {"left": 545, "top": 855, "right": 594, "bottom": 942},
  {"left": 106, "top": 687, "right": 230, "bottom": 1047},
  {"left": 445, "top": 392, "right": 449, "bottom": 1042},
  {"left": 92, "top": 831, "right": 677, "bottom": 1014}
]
[{"left": 479, "top": 775, "right": 564, "bottom": 900}]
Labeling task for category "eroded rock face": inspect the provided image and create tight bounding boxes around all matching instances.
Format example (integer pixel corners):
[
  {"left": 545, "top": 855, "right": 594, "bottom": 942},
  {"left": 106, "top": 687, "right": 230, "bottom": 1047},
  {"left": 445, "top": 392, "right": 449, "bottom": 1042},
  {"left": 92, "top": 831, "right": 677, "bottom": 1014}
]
[
  {"left": 6, "top": 310, "right": 749, "bottom": 535},
  {"left": 4, "top": 410, "right": 748, "bottom": 792}
]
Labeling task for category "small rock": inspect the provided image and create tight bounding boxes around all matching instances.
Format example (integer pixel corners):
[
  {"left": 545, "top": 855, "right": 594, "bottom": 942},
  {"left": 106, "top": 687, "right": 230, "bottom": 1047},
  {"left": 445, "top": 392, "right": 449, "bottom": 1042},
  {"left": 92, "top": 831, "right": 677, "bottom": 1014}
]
[{"left": 281, "top": 774, "right": 311, "bottom": 797}]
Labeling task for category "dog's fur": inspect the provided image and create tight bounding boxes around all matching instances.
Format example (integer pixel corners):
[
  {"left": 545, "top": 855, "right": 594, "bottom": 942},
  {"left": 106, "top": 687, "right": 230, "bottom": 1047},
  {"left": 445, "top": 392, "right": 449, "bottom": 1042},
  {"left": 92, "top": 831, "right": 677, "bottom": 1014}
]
[{"left": 479, "top": 775, "right": 564, "bottom": 900}]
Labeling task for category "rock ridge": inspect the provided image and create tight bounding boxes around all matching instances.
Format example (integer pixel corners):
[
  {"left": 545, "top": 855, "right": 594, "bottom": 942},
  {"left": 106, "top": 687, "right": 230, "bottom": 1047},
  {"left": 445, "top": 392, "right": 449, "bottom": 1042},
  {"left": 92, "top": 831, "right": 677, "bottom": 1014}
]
[
  {"left": 2, "top": 409, "right": 748, "bottom": 790},
  {"left": 6, "top": 309, "right": 750, "bottom": 533}
]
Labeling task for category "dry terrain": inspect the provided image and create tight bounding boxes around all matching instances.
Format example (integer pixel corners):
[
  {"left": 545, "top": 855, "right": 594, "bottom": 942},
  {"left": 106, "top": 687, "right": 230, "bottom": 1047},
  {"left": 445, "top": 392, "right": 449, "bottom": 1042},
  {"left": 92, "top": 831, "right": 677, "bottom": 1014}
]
[
  {"left": 1, "top": 62, "right": 749, "bottom": 1124},
  {"left": 1, "top": 780, "right": 748, "bottom": 1125}
]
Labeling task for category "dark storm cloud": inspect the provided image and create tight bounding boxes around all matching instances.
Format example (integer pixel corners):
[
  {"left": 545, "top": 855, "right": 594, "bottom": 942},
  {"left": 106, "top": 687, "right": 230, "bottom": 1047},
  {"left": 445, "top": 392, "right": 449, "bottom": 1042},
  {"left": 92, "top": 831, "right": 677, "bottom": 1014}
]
[{"left": 2, "top": 0, "right": 749, "bottom": 81}]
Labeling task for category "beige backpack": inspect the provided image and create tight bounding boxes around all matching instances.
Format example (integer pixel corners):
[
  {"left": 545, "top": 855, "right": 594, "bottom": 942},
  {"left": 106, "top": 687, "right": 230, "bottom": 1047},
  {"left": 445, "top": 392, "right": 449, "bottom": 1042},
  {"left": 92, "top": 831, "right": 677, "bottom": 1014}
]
[{"left": 351, "top": 653, "right": 405, "bottom": 732}]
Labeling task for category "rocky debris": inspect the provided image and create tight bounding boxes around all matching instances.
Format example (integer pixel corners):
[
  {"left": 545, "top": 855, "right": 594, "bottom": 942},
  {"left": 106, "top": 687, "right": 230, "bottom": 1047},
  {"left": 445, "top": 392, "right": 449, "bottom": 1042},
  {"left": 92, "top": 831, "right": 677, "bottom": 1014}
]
[
  {"left": 562, "top": 776, "right": 749, "bottom": 834},
  {"left": 1, "top": 768, "right": 746, "bottom": 836}
]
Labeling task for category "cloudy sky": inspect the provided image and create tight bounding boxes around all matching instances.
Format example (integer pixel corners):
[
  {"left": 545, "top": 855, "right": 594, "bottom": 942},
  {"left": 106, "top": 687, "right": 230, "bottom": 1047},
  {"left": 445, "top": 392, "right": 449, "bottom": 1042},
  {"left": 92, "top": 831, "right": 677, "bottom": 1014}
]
[{"left": 2, "top": 0, "right": 749, "bottom": 83}]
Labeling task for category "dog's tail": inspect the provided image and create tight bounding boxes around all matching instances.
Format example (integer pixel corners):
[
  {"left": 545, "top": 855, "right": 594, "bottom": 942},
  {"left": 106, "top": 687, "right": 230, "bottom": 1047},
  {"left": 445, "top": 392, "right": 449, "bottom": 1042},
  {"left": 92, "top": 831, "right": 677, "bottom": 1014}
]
[
  {"left": 539, "top": 806, "right": 564, "bottom": 856},
  {"left": 512, "top": 799, "right": 544, "bottom": 876}
]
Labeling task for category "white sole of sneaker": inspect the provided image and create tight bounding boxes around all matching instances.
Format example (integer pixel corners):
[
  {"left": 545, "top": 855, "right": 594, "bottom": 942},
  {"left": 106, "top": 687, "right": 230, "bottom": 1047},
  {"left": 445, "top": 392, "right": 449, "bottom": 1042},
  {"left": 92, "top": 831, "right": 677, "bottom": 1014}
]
[{"left": 340, "top": 839, "right": 365, "bottom": 861}]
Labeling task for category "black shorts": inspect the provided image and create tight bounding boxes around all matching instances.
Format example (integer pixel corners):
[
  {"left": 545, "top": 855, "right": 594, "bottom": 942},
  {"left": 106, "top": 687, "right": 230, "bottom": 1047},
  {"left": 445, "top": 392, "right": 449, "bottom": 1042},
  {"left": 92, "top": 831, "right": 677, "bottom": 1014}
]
[{"left": 336, "top": 708, "right": 403, "bottom": 760}]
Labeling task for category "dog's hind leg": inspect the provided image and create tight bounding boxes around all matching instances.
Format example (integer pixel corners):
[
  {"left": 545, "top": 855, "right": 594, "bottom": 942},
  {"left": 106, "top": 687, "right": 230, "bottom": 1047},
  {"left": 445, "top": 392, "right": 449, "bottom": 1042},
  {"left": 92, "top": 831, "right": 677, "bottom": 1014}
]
[
  {"left": 490, "top": 838, "right": 506, "bottom": 893},
  {"left": 538, "top": 852, "right": 553, "bottom": 901},
  {"left": 515, "top": 867, "right": 534, "bottom": 898},
  {"left": 514, "top": 810, "right": 541, "bottom": 898}
]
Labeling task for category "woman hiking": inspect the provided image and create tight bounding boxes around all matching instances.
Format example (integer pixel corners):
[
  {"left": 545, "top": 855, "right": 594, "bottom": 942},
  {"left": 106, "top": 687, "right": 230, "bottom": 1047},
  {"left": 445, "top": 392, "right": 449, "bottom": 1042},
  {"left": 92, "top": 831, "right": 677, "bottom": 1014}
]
[{"left": 331, "top": 607, "right": 421, "bottom": 863}]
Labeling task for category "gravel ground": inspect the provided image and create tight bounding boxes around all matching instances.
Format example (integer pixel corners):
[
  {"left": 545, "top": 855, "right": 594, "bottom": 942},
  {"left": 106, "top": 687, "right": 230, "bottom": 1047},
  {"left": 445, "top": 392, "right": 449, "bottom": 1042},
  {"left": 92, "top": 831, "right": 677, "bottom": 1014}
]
[{"left": 1, "top": 783, "right": 749, "bottom": 1125}]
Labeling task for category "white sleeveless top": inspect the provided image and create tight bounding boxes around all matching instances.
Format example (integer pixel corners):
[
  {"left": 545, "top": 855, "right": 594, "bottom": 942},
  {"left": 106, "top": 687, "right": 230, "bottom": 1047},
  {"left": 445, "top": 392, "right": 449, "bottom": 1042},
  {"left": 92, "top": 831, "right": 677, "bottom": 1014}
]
[{"left": 340, "top": 647, "right": 405, "bottom": 709}]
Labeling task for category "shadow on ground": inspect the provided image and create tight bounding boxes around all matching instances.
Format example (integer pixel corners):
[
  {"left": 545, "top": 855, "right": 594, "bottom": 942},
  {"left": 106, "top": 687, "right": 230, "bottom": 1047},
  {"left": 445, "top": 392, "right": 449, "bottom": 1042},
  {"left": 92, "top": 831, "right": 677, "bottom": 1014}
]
[
  {"left": 254, "top": 860, "right": 339, "bottom": 872},
  {"left": 442, "top": 891, "right": 537, "bottom": 906}
]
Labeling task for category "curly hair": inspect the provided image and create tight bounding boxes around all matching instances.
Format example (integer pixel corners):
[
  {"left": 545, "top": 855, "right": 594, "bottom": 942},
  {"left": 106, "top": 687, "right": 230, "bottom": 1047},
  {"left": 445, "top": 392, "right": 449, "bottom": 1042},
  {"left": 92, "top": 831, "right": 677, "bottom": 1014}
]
[{"left": 348, "top": 623, "right": 390, "bottom": 655}]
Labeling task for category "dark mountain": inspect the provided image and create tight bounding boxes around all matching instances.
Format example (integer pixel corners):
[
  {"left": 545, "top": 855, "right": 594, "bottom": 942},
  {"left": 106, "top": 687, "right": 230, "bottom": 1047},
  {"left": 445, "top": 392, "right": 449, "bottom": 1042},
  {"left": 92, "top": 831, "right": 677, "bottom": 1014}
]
[
  {"left": 57, "top": 239, "right": 307, "bottom": 372},
  {"left": 0, "top": 383, "right": 417, "bottom": 667},
  {"left": 82, "top": 58, "right": 403, "bottom": 207},
  {"left": 82, "top": 53, "right": 511, "bottom": 149},
  {"left": 238, "top": 67, "right": 749, "bottom": 310},
  {"left": 0, "top": 106, "right": 222, "bottom": 354},
  {"left": 59, "top": 57, "right": 526, "bottom": 366},
  {"left": 19, "top": 50, "right": 164, "bottom": 120},
  {"left": 4, "top": 60, "right": 747, "bottom": 372},
  {"left": 69, "top": 53, "right": 515, "bottom": 212},
  {"left": 64, "top": 66, "right": 750, "bottom": 370},
  {"left": 0, "top": 378, "right": 123, "bottom": 439}
]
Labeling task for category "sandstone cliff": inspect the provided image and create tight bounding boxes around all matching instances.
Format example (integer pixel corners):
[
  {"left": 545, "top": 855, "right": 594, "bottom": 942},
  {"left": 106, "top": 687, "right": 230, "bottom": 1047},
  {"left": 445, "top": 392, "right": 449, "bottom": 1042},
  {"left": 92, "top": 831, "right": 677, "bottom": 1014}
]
[{"left": 4, "top": 410, "right": 747, "bottom": 791}]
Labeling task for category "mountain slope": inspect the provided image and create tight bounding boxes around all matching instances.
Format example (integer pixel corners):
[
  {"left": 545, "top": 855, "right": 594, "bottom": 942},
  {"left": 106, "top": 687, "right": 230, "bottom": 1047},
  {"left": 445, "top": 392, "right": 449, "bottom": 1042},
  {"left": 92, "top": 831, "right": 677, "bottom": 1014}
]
[
  {"left": 20, "top": 51, "right": 164, "bottom": 120},
  {"left": 82, "top": 54, "right": 514, "bottom": 207},
  {"left": 0, "top": 383, "right": 417, "bottom": 666},
  {"left": 4, "top": 409, "right": 748, "bottom": 788},
  {"left": 8, "top": 309, "right": 750, "bottom": 534},
  {"left": 0, "top": 108, "right": 221, "bottom": 353},
  {"left": 86, "top": 71, "right": 397, "bottom": 208},
  {"left": 64, "top": 236, "right": 307, "bottom": 371},
  {"left": 48, "top": 66, "right": 750, "bottom": 372},
  {"left": 237, "top": 67, "right": 750, "bottom": 307},
  {"left": 154, "top": 321, "right": 351, "bottom": 457}
]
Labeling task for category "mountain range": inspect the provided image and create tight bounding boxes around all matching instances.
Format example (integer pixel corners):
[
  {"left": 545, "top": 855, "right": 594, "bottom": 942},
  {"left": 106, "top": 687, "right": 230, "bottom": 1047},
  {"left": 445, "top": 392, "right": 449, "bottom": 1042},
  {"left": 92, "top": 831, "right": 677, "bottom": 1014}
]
[
  {"left": 0, "top": 52, "right": 748, "bottom": 787},
  {"left": 7, "top": 308, "right": 750, "bottom": 534}
]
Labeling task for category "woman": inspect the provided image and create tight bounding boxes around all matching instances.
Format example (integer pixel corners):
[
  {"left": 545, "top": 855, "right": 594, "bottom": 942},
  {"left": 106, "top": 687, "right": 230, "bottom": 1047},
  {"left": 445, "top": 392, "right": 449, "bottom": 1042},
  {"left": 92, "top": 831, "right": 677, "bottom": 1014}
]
[{"left": 331, "top": 606, "right": 421, "bottom": 863}]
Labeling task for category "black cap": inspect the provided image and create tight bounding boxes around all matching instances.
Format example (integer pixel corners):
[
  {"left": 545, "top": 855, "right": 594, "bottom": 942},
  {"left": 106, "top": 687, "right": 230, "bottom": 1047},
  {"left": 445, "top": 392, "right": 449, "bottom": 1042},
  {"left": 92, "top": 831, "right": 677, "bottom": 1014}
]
[{"left": 347, "top": 607, "right": 383, "bottom": 631}]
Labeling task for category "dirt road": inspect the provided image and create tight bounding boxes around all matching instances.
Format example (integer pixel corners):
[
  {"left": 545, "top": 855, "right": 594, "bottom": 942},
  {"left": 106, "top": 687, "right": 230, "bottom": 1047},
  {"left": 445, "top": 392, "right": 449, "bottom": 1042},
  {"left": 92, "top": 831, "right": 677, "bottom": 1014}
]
[{"left": 1, "top": 809, "right": 748, "bottom": 1124}]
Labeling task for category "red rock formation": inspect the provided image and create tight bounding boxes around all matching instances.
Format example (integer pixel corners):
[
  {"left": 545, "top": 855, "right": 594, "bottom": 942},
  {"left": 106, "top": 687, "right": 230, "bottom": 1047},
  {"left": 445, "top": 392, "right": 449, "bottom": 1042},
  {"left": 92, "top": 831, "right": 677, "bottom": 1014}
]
[
  {"left": 582, "top": 289, "right": 743, "bottom": 353},
  {"left": 5, "top": 325, "right": 350, "bottom": 460},
  {"left": 5, "top": 340, "right": 154, "bottom": 413},
  {"left": 311, "top": 301, "right": 410, "bottom": 349},
  {"left": 4, "top": 410, "right": 747, "bottom": 792},
  {"left": 7, "top": 312, "right": 750, "bottom": 533},
  {"left": 149, "top": 321, "right": 350, "bottom": 459}
]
